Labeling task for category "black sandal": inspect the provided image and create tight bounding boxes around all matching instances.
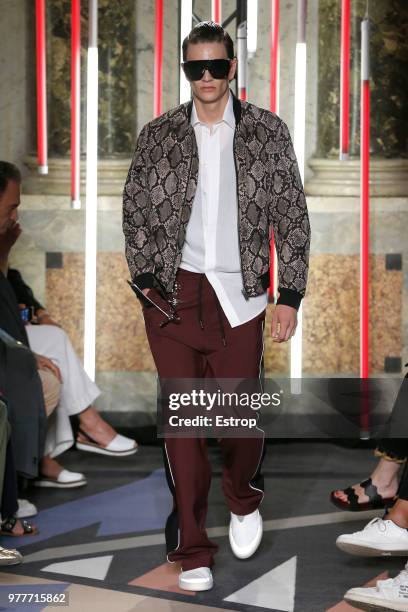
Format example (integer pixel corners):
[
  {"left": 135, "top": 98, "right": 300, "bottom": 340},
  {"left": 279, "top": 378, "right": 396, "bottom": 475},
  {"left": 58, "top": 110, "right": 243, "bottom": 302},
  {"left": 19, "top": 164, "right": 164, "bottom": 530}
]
[
  {"left": 0, "top": 516, "right": 39, "bottom": 536},
  {"left": 330, "top": 478, "right": 397, "bottom": 512}
]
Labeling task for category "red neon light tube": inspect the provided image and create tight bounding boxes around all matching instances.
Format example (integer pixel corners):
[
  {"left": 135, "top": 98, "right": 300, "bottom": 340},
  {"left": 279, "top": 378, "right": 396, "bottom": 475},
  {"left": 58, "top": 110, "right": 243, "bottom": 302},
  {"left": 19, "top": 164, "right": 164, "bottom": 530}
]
[
  {"left": 360, "top": 18, "right": 370, "bottom": 380},
  {"left": 340, "top": 0, "right": 350, "bottom": 159},
  {"left": 212, "top": 0, "right": 221, "bottom": 23},
  {"left": 71, "top": 0, "right": 81, "bottom": 207},
  {"left": 360, "top": 80, "right": 370, "bottom": 378},
  {"left": 269, "top": 0, "right": 279, "bottom": 299},
  {"left": 154, "top": 0, "right": 163, "bottom": 118},
  {"left": 35, "top": 0, "right": 48, "bottom": 174},
  {"left": 270, "top": 0, "right": 279, "bottom": 114}
]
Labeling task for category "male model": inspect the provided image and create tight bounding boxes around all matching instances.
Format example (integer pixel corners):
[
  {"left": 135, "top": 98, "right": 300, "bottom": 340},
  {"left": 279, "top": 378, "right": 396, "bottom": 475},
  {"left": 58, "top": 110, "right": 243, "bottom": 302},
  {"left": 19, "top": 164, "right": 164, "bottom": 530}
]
[{"left": 123, "top": 21, "right": 310, "bottom": 591}]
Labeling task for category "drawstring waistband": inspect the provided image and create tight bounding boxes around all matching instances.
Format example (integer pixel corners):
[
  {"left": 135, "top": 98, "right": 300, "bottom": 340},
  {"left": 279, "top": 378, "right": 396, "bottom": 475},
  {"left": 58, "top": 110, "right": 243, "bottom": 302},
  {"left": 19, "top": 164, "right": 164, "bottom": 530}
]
[
  {"left": 198, "top": 275, "right": 204, "bottom": 330},
  {"left": 197, "top": 274, "right": 227, "bottom": 347},
  {"left": 215, "top": 299, "right": 227, "bottom": 347}
]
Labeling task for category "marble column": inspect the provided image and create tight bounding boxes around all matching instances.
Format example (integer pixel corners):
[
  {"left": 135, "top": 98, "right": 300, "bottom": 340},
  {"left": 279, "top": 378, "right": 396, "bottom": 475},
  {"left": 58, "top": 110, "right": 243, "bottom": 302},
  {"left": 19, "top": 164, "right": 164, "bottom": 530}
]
[
  {"left": 45, "top": 0, "right": 136, "bottom": 158},
  {"left": 307, "top": 0, "right": 408, "bottom": 195}
]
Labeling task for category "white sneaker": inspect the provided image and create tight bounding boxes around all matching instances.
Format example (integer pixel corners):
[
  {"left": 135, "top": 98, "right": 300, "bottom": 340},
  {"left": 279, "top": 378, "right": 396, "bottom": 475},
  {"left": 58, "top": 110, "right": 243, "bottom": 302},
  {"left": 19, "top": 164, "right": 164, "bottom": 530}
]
[
  {"left": 336, "top": 518, "right": 408, "bottom": 556},
  {"left": 229, "top": 508, "right": 263, "bottom": 559},
  {"left": 178, "top": 567, "right": 213, "bottom": 591},
  {"left": 0, "top": 546, "right": 23, "bottom": 566},
  {"left": 16, "top": 499, "right": 38, "bottom": 519},
  {"left": 345, "top": 562, "right": 408, "bottom": 611}
]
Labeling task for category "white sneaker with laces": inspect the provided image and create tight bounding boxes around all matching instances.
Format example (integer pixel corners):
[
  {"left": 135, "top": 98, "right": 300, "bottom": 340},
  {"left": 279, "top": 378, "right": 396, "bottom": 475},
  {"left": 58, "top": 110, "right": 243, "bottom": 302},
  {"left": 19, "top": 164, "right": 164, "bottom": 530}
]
[
  {"left": 345, "top": 562, "right": 408, "bottom": 611},
  {"left": 178, "top": 567, "right": 213, "bottom": 591},
  {"left": 336, "top": 517, "right": 408, "bottom": 556},
  {"left": 229, "top": 508, "right": 263, "bottom": 559}
]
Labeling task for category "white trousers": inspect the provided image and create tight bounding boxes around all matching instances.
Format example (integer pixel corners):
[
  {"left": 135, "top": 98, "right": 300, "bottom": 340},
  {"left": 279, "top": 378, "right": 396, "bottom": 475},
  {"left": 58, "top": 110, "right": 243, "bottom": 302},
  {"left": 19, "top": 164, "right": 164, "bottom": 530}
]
[{"left": 26, "top": 324, "right": 101, "bottom": 458}]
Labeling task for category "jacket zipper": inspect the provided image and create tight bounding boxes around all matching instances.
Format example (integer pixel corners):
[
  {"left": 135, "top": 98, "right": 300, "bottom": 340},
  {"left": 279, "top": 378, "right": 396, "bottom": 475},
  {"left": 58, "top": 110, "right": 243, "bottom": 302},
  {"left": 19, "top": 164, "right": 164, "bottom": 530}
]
[{"left": 233, "top": 128, "right": 249, "bottom": 299}]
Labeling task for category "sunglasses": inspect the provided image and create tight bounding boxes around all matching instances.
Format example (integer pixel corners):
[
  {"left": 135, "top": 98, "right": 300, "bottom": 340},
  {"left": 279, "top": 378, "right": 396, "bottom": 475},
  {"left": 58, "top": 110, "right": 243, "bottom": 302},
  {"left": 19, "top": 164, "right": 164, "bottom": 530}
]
[{"left": 182, "top": 59, "right": 232, "bottom": 81}]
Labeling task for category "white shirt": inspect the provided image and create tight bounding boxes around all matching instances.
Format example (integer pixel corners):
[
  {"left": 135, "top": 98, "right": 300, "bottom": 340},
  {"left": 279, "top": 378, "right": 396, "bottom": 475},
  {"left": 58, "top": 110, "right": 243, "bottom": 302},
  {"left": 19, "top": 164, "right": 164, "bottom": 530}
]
[{"left": 180, "top": 91, "right": 268, "bottom": 328}]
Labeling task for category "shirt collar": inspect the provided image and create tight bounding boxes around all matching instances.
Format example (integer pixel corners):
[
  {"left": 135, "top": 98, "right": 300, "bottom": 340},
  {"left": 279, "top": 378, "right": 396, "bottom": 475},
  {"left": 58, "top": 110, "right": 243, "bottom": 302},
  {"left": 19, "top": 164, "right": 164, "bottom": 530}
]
[{"left": 190, "top": 89, "right": 235, "bottom": 129}]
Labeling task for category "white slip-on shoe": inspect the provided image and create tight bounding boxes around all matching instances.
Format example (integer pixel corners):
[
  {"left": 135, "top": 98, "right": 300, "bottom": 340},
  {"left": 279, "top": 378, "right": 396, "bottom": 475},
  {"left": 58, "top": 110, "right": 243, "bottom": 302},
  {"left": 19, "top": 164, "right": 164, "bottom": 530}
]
[
  {"left": 336, "top": 517, "right": 408, "bottom": 556},
  {"left": 76, "top": 431, "right": 138, "bottom": 457},
  {"left": 344, "top": 562, "right": 408, "bottom": 611},
  {"left": 0, "top": 546, "right": 23, "bottom": 566},
  {"left": 179, "top": 567, "right": 213, "bottom": 592},
  {"left": 229, "top": 508, "right": 263, "bottom": 559},
  {"left": 34, "top": 469, "right": 87, "bottom": 489},
  {"left": 16, "top": 499, "right": 38, "bottom": 519}
]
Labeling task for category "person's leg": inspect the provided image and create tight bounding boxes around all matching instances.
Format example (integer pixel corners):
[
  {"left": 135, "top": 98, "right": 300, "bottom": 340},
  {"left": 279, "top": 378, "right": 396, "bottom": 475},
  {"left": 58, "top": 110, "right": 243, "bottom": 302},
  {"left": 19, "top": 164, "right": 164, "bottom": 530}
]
[
  {"left": 332, "top": 375, "right": 408, "bottom": 509},
  {"left": 26, "top": 325, "right": 100, "bottom": 418},
  {"left": 385, "top": 461, "right": 408, "bottom": 528},
  {"left": 1, "top": 439, "right": 18, "bottom": 519},
  {"left": 38, "top": 368, "right": 61, "bottom": 479},
  {"left": 144, "top": 279, "right": 217, "bottom": 570},
  {"left": 37, "top": 369, "right": 84, "bottom": 482},
  {"left": 204, "top": 286, "right": 266, "bottom": 517},
  {"left": 0, "top": 439, "right": 37, "bottom": 536},
  {"left": 38, "top": 369, "right": 60, "bottom": 418},
  {"left": 27, "top": 325, "right": 136, "bottom": 453}
]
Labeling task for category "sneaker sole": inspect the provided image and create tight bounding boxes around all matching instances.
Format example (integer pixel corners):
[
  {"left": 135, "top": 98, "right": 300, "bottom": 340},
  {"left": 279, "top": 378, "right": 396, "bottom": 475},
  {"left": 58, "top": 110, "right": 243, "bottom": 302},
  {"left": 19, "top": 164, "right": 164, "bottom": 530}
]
[
  {"left": 76, "top": 442, "right": 138, "bottom": 457},
  {"left": 0, "top": 557, "right": 23, "bottom": 566},
  {"left": 337, "top": 540, "right": 408, "bottom": 557},
  {"left": 178, "top": 578, "right": 213, "bottom": 591},
  {"left": 345, "top": 594, "right": 408, "bottom": 611}
]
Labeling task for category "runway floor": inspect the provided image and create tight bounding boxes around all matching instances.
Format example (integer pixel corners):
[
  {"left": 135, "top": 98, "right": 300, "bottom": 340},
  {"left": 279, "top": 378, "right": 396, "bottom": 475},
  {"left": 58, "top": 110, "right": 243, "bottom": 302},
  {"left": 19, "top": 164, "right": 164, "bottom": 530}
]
[{"left": 0, "top": 440, "right": 401, "bottom": 612}]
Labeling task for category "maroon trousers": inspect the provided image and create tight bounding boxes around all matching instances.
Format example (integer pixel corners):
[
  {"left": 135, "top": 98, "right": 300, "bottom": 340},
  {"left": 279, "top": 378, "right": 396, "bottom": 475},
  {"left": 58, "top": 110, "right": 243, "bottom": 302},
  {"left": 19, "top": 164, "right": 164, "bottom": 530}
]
[{"left": 143, "top": 268, "right": 266, "bottom": 570}]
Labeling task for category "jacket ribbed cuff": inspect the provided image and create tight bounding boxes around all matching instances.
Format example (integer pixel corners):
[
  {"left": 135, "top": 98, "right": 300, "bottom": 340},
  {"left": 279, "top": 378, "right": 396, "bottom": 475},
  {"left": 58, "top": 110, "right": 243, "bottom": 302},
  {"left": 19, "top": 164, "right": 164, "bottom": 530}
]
[
  {"left": 276, "top": 287, "right": 303, "bottom": 310},
  {"left": 133, "top": 272, "right": 155, "bottom": 290}
]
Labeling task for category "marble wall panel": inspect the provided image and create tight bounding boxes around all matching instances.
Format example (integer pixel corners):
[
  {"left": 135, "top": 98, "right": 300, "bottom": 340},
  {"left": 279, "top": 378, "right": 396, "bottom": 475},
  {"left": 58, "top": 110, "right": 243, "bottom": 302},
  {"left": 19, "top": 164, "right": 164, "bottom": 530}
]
[
  {"left": 0, "top": 0, "right": 34, "bottom": 170},
  {"left": 45, "top": 252, "right": 155, "bottom": 372},
  {"left": 43, "top": 252, "right": 402, "bottom": 376},
  {"left": 302, "top": 254, "right": 402, "bottom": 374}
]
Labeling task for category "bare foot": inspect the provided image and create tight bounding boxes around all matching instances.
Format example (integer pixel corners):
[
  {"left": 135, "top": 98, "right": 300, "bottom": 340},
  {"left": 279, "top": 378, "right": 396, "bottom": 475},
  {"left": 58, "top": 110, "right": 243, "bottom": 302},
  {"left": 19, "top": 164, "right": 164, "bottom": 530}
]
[
  {"left": 40, "top": 455, "right": 64, "bottom": 479},
  {"left": 334, "top": 458, "right": 400, "bottom": 505},
  {"left": 78, "top": 406, "right": 117, "bottom": 447},
  {"left": 1, "top": 518, "right": 37, "bottom": 536}
]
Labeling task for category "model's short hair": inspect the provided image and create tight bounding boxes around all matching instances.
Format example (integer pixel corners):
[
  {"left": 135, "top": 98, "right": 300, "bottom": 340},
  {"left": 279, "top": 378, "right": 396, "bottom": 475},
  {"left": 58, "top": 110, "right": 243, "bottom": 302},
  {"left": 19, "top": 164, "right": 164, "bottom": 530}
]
[
  {"left": 182, "top": 21, "right": 234, "bottom": 61},
  {"left": 0, "top": 161, "right": 21, "bottom": 197}
]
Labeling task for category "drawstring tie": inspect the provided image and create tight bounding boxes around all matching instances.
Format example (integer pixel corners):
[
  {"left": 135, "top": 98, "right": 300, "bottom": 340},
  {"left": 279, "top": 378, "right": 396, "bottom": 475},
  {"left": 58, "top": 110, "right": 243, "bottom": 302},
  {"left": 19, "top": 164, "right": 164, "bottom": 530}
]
[{"left": 197, "top": 274, "right": 227, "bottom": 347}]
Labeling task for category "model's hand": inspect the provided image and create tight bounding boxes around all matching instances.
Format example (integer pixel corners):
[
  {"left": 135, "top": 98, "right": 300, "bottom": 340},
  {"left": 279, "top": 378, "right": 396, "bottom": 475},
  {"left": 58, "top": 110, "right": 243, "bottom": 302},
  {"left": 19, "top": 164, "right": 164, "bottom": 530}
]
[
  {"left": 142, "top": 288, "right": 152, "bottom": 296},
  {"left": 271, "top": 304, "right": 297, "bottom": 342},
  {"left": 34, "top": 353, "right": 63, "bottom": 383}
]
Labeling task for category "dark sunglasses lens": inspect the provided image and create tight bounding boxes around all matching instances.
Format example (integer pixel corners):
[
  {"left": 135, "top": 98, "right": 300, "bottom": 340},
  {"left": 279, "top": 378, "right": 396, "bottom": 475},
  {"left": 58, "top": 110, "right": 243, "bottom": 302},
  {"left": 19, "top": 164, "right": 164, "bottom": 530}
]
[
  {"left": 208, "top": 59, "right": 230, "bottom": 78},
  {"left": 183, "top": 59, "right": 230, "bottom": 81},
  {"left": 183, "top": 61, "right": 205, "bottom": 81}
]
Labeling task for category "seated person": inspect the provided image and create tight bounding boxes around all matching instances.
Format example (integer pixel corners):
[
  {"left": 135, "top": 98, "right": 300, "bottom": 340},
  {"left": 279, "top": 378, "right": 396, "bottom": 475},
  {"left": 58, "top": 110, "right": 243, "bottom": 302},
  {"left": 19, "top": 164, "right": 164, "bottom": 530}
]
[
  {"left": 340, "top": 460, "right": 408, "bottom": 611},
  {"left": 0, "top": 161, "right": 137, "bottom": 491}
]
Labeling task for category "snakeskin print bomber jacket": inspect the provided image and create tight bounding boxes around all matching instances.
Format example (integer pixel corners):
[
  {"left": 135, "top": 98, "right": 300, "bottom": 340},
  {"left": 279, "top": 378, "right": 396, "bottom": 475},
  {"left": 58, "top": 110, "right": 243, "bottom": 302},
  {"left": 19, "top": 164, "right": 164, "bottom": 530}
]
[{"left": 123, "top": 89, "right": 311, "bottom": 309}]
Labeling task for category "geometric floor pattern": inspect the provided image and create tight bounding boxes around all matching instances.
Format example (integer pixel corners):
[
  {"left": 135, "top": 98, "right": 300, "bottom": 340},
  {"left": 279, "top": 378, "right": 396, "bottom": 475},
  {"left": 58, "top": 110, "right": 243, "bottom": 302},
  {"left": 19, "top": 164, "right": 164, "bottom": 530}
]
[{"left": 0, "top": 441, "right": 403, "bottom": 611}]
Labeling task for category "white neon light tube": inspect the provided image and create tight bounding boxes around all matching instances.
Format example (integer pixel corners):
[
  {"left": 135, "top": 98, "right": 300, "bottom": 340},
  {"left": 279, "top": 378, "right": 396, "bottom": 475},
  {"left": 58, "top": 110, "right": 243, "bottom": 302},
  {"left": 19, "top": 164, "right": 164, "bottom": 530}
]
[
  {"left": 84, "top": 0, "right": 98, "bottom": 380},
  {"left": 179, "top": 0, "right": 192, "bottom": 103},
  {"left": 247, "top": 0, "right": 258, "bottom": 54},
  {"left": 291, "top": 0, "right": 307, "bottom": 389}
]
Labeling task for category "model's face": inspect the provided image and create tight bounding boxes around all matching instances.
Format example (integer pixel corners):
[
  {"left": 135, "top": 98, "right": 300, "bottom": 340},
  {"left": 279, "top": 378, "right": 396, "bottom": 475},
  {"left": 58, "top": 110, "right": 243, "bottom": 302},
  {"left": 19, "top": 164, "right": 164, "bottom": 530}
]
[
  {"left": 0, "top": 179, "right": 20, "bottom": 235},
  {"left": 183, "top": 41, "right": 237, "bottom": 104}
]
